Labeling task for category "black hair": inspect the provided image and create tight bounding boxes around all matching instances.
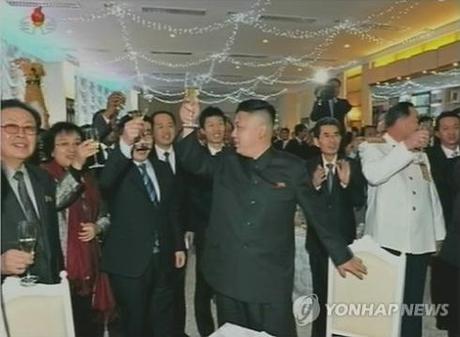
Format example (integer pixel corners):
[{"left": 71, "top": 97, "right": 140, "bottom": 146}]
[
  {"left": 327, "top": 78, "right": 341, "bottom": 86},
  {"left": 151, "top": 110, "right": 176, "bottom": 126},
  {"left": 236, "top": 99, "right": 276, "bottom": 126},
  {"left": 117, "top": 114, "right": 151, "bottom": 131},
  {"left": 1, "top": 99, "right": 41, "bottom": 128},
  {"left": 384, "top": 102, "right": 415, "bottom": 128},
  {"left": 43, "top": 122, "right": 83, "bottom": 158},
  {"left": 312, "top": 117, "right": 342, "bottom": 138},
  {"left": 294, "top": 123, "right": 308, "bottom": 136},
  {"left": 434, "top": 110, "right": 460, "bottom": 131},
  {"left": 199, "top": 106, "right": 225, "bottom": 129}
]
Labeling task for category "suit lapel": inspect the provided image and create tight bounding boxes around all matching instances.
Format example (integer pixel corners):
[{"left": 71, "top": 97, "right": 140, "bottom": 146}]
[
  {"left": 26, "top": 165, "right": 47, "bottom": 223},
  {"left": 128, "top": 162, "right": 154, "bottom": 201}
]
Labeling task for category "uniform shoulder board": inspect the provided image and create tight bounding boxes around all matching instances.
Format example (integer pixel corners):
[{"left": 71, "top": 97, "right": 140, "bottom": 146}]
[{"left": 366, "top": 137, "right": 386, "bottom": 144}]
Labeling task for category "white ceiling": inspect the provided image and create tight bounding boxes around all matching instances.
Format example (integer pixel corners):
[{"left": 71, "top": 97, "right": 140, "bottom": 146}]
[{"left": 3, "top": 0, "right": 460, "bottom": 99}]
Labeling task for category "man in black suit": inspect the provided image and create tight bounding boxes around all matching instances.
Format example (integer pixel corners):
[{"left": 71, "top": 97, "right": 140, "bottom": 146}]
[
  {"left": 285, "top": 123, "right": 319, "bottom": 160},
  {"left": 149, "top": 110, "right": 189, "bottom": 337},
  {"left": 100, "top": 115, "right": 186, "bottom": 337},
  {"left": 1, "top": 99, "right": 62, "bottom": 284},
  {"left": 273, "top": 127, "right": 290, "bottom": 150},
  {"left": 426, "top": 111, "right": 460, "bottom": 332},
  {"left": 186, "top": 106, "right": 226, "bottom": 337},
  {"left": 306, "top": 117, "right": 366, "bottom": 337},
  {"left": 311, "top": 78, "right": 352, "bottom": 131},
  {"left": 177, "top": 99, "right": 367, "bottom": 337},
  {"left": 439, "top": 160, "right": 460, "bottom": 337}
]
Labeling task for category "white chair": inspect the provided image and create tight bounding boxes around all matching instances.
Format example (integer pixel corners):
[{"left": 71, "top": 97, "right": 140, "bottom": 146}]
[
  {"left": 2, "top": 271, "right": 75, "bottom": 337},
  {"left": 326, "top": 235, "right": 406, "bottom": 337}
]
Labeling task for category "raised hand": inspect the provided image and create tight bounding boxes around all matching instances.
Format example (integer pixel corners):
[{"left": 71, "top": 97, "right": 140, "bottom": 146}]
[
  {"left": 179, "top": 98, "right": 200, "bottom": 127},
  {"left": 404, "top": 130, "right": 430, "bottom": 151},
  {"left": 72, "top": 139, "right": 99, "bottom": 170},
  {"left": 312, "top": 165, "right": 326, "bottom": 189},
  {"left": 336, "top": 159, "right": 351, "bottom": 186},
  {"left": 1, "top": 249, "right": 34, "bottom": 276},
  {"left": 121, "top": 118, "right": 145, "bottom": 145}
]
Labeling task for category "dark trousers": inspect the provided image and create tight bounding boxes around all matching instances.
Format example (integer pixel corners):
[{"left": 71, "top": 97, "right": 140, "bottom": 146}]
[
  {"left": 215, "top": 292, "right": 297, "bottom": 337},
  {"left": 309, "top": 250, "right": 328, "bottom": 337},
  {"left": 109, "top": 255, "right": 175, "bottom": 337},
  {"left": 431, "top": 256, "right": 460, "bottom": 333},
  {"left": 173, "top": 265, "right": 188, "bottom": 337},
  {"left": 385, "top": 248, "right": 430, "bottom": 337},
  {"left": 71, "top": 294, "right": 103, "bottom": 337},
  {"left": 194, "top": 236, "right": 215, "bottom": 337}
]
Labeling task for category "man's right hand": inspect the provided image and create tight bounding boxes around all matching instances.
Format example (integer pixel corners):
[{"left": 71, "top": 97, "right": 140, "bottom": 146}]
[
  {"left": 337, "top": 256, "right": 367, "bottom": 280},
  {"left": 1, "top": 249, "right": 34, "bottom": 275},
  {"left": 404, "top": 130, "right": 430, "bottom": 150},
  {"left": 105, "top": 92, "right": 126, "bottom": 119},
  {"left": 179, "top": 98, "right": 200, "bottom": 126},
  {"left": 121, "top": 118, "right": 145, "bottom": 145},
  {"left": 312, "top": 165, "right": 326, "bottom": 189}
]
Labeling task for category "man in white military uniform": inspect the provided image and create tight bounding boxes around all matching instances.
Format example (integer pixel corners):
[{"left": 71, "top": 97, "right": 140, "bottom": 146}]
[{"left": 359, "top": 102, "right": 445, "bottom": 337}]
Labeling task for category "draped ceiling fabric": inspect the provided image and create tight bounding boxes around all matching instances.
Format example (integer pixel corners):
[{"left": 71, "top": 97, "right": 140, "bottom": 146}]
[{"left": 1, "top": 39, "right": 27, "bottom": 101}]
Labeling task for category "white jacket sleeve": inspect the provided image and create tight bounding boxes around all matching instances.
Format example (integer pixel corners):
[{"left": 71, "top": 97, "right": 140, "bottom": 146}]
[{"left": 359, "top": 142, "right": 416, "bottom": 186}]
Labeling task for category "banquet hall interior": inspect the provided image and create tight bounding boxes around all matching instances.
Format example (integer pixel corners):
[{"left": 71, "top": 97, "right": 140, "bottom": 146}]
[{"left": 1, "top": 0, "right": 460, "bottom": 337}]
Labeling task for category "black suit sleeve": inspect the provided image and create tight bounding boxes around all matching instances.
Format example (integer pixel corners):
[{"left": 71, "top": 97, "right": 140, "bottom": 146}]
[
  {"left": 168, "top": 176, "right": 186, "bottom": 252},
  {"left": 343, "top": 159, "right": 366, "bottom": 208},
  {"left": 176, "top": 130, "right": 221, "bottom": 177},
  {"left": 98, "top": 145, "right": 132, "bottom": 196},
  {"left": 294, "top": 164, "right": 353, "bottom": 265}
]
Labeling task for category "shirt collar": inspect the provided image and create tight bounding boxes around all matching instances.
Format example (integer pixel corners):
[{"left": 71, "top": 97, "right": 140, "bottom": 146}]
[
  {"left": 155, "top": 144, "right": 174, "bottom": 157},
  {"left": 321, "top": 154, "right": 338, "bottom": 167},
  {"left": 2, "top": 163, "right": 26, "bottom": 181},
  {"left": 207, "top": 144, "right": 223, "bottom": 156},
  {"left": 441, "top": 144, "right": 460, "bottom": 158},
  {"left": 383, "top": 133, "right": 398, "bottom": 146}
]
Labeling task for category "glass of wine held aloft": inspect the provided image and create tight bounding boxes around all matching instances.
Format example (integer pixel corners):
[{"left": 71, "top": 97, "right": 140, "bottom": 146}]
[
  {"left": 17, "top": 220, "right": 39, "bottom": 286},
  {"left": 83, "top": 128, "right": 104, "bottom": 169}
]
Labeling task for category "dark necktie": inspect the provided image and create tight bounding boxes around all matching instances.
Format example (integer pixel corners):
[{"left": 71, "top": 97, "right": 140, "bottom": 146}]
[
  {"left": 164, "top": 151, "right": 174, "bottom": 172},
  {"left": 13, "top": 171, "right": 40, "bottom": 223},
  {"left": 326, "top": 163, "right": 334, "bottom": 194},
  {"left": 138, "top": 163, "right": 158, "bottom": 204},
  {"left": 138, "top": 164, "right": 160, "bottom": 253}
]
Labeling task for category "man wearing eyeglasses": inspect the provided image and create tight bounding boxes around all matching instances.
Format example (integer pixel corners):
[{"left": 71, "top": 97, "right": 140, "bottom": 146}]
[{"left": 1, "top": 99, "right": 63, "bottom": 284}]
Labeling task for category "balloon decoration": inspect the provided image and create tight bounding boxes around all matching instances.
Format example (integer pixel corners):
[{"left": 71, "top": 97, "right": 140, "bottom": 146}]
[
  {"left": 20, "top": 6, "right": 56, "bottom": 35},
  {"left": 30, "top": 7, "right": 45, "bottom": 27}
]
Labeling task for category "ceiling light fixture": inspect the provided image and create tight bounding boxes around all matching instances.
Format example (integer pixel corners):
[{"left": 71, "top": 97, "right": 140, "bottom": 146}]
[
  {"left": 170, "top": 33, "right": 176, "bottom": 38},
  {"left": 344, "top": 44, "right": 351, "bottom": 48},
  {"left": 262, "top": 39, "right": 269, "bottom": 43}
]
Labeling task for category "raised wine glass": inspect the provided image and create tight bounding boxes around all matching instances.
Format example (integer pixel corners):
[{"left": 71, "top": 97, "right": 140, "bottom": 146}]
[
  {"left": 83, "top": 128, "right": 104, "bottom": 169},
  {"left": 17, "top": 220, "right": 38, "bottom": 286}
]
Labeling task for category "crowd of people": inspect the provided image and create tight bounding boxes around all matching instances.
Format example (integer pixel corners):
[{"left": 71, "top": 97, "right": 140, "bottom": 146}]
[{"left": 1, "top": 87, "right": 459, "bottom": 337}]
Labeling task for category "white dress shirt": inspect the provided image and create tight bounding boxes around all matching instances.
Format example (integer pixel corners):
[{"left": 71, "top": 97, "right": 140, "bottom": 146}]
[
  {"left": 3, "top": 164, "right": 40, "bottom": 217},
  {"left": 441, "top": 144, "right": 460, "bottom": 158},
  {"left": 359, "top": 133, "right": 445, "bottom": 254},
  {"left": 155, "top": 144, "right": 176, "bottom": 174}
]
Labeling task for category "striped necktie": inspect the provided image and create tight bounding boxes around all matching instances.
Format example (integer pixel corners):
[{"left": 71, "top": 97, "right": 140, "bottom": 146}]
[{"left": 138, "top": 163, "right": 158, "bottom": 204}]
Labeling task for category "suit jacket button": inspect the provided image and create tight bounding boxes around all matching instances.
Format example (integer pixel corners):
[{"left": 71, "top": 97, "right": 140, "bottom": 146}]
[
  {"left": 412, "top": 207, "right": 416, "bottom": 211},
  {"left": 412, "top": 191, "right": 416, "bottom": 195},
  {"left": 250, "top": 200, "right": 256, "bottom": 205}
]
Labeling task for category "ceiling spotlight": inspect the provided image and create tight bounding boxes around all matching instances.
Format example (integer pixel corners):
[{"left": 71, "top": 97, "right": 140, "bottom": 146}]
[
  {"left": 422, "top": 70, "right": 427, "bottom": 74},
  {"left": 453, "top": 62, "right": 459, "bottom": 67},
  {"left": 376, "top": 81, "right": 380, "bottom": 85},
  {"left": 405, "top": 77, "right": 411, "bottom": 80},
  {"left": 396, "top": 76, "right": 402, "bottom": 80},
  {"left": 431, "top": 70, "right": 437, "bottom": 74},
  {"left": 262, "top": 39, "right": 269, "bottom": 44},
  {"left": 297, "top": 68, "right": 303, "bottom": 72},
  {"left": 344, "top": 44, "right": 351, "bottom": 48},
  {"left": 169, "top": 33, "right": 176, "bottom": 38},
  {"left": 235, "top": 65, "right": 240, "bottom": 69}
]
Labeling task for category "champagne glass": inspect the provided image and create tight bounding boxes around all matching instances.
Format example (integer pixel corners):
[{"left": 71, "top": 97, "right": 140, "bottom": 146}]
[
  {"left": 129, "top": 110, "right": 147, "bottom": 144},
  {"left": 17, "top": 220, "right": 38, "bottom": 286},
  {"left": 83, "top": 128, "right": 104, "bottom": 169}
]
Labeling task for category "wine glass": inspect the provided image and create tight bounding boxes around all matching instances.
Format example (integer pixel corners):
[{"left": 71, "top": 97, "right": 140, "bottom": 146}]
[
  {"left": 83, "top": 128, "right": 104, "bottom": 169},
  {"left": 17, "top": 220, "right": 38, "bottom": 286},
  {"left": 129, "top": 110, "right": 147, "bottom": 144}
]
